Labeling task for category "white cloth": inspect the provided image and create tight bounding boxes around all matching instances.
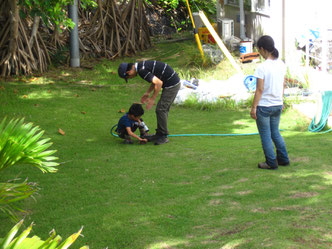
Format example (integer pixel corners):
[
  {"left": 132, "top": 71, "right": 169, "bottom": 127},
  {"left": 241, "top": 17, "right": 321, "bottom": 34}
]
[{"left": 254, "top": 59, "right": 286, "bottom": 106}]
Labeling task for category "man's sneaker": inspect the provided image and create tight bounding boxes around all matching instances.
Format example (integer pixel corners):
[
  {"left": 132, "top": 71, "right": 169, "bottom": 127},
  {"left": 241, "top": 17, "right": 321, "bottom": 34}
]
[
  {"left": 258, "top": 162, "right": 277, "bottom": 170},
  {"left": 154, "top": 136, "right": 169, "bottom": 145},
  {"left": 123, "top": 139, "right": 133, "bottom": 144}
]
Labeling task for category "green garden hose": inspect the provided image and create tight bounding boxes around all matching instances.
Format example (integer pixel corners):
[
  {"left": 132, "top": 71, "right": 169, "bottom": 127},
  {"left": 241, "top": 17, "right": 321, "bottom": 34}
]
[
  {"left": 110, "top": 124, "right": 260, "bottom": 138},
  {"left": 308, "top": 91, "right": 332, "bottom": 133}
]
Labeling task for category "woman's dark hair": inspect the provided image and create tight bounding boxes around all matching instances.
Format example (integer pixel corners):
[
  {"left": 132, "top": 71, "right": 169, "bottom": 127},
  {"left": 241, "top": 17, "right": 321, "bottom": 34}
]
[
  {"left": 257, "top": 35, "right": 279, "bottom": 59},
  {"left": 128, "top": 103, "right": 144, "bottom": 117}
]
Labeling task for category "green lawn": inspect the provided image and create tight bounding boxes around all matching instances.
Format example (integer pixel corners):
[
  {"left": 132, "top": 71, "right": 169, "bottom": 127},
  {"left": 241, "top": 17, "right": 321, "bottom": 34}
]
[{"left": 0, "top": 39, "right": 331, "bottom": 249}]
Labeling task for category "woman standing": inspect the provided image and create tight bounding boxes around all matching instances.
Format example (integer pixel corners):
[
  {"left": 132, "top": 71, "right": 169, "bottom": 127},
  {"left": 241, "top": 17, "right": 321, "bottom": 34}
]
[{"left": 250, "top": 35, "right": 290, "bottom": 170}]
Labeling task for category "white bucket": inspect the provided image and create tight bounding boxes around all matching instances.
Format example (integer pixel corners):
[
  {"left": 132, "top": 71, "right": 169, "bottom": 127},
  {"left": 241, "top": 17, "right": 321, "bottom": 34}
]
[{"left": 240, "top": 40, "right": 253, "bottom": 55}]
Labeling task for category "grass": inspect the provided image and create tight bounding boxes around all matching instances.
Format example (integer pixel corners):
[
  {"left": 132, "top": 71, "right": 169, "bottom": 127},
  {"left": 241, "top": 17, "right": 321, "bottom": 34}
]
[{"left": 0, "top": 38, "right": 332, "bottom": 249}]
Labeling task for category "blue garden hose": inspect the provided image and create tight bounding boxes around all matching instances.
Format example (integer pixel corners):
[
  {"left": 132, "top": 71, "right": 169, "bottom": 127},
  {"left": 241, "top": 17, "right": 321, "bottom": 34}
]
[
  {"left": 110, "top": 124, "right": 260, "bottom": 138},
  {"left": 308, "top": 91, "right": 332, "bottom": 133}
]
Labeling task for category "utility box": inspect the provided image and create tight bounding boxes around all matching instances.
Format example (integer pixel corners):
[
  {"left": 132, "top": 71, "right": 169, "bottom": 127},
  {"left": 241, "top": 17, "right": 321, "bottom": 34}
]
[
  {"left": 198, "top": 24, "right": 217, "bottom": 44},
  {"left": 192, "top": 12, "right": 205, "bottom": 33},
  {"left": 217, "top": 18, "right": 234, "bottom": 40}
]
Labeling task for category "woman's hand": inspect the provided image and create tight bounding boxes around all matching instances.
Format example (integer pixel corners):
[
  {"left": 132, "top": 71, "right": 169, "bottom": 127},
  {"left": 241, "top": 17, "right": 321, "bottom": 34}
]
[{"left": 250, "top": 107, "right": 257, "bottom": 120}]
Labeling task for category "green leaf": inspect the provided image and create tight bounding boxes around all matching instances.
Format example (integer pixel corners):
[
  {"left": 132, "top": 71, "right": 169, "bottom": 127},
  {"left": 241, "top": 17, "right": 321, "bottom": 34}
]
[
  {"left": 9, "top": 222, "right": 33, "bottom": 249},
  {"left": 0, "top": 219, "right": 24, "bottom": 249}
]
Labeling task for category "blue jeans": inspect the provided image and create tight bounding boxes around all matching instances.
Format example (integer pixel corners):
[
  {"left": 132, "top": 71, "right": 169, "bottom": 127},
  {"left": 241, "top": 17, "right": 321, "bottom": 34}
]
[{"left": 256, "top": 106, "right": 289, "bottom": 167}]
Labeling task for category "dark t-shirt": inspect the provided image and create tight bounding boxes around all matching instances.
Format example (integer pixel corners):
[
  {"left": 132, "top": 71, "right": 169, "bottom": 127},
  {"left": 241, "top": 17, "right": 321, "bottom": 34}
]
[
  {"left": 136, "top": 61, "right": 180, "bottom": 88},
  {"left": 116, "top": 113, "right": 135, "bottom": 133}
]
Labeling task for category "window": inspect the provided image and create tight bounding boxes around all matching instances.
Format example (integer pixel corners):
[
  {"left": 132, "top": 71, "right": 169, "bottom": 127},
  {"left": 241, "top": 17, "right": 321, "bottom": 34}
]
[
  {"left": 225, "top": 0, "right": 252, "bottom": 11},
  {"left": 226, "top": 0, "right": 239, "bottom": 6},
  {"left": 254, "top": 0, "right": 270, "bottom": 13}
]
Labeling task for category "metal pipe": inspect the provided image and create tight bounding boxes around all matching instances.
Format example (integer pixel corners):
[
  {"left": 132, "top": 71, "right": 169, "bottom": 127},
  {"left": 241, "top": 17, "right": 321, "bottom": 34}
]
[
  {"left": 239, "top": 0, "right": 246, "bottom": 40},
  {"left": 68, "top": 0, "right": 80, "bottom": 67},
  {"left": 185, "top": 0, "right": 206, "bottom": 64}
]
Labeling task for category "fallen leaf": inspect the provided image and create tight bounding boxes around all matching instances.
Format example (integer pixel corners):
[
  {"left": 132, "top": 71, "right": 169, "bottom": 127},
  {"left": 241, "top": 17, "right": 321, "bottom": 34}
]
[
  {"left": 74, "top": 94, "right": 79, "bottom": 97},
  {"left": 118, "top": 108, "right": 125, "bottom": 113},
  {"left": 48, "top": 90, "right": 51, "bottom": 93},
  {"left": 81, "top": 111, "right": 86, "bottom": 114},
  {"left": 58, "top": 128, "right": 65, "bottom": 136},
  {"left": 23, "top": 95, "right": 28, "bottom": 98},
  {"left": 13, "top": 89, "right": 18, "bottom": 94},
  {"left": 91, "top": 88, "right": 96, "bottom": 91},
  {"left": 0, "top": 86, "right": 5, "bottom": 90},
  {"left": 34, "top": 104, "right": 39, "bottom": 107},
  {"left": 29, "top": 77, "right": 38, "bottom": 82}
]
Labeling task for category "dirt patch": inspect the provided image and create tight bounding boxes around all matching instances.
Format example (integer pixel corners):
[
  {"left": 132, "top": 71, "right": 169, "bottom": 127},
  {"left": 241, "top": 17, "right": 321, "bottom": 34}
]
[
  {"left": 209, "top": 199, "right": 222, "bottom": 206},
  {"left": 251, "top": 208, "right": 266, "bottom": 213},
  {"left": 236, "top": 178, "right": 249, "bottom": 183},
  {"left": 290, "top": 192, "right": 318, "bottom": 198},
  {"left": 292, "top": 157, "right": 310, "bottom": 163},
  {"left": 236, "top": 190, "right": 252, "bottom": 195},
  {"left": 210, "top": 192, "right": 224, "bottom": 197},
  {"left": 215, "top": 222, "right": 254, "bottom": 237},
  {"left": 219, "top": 185, "right": 234, "bottom": 190},
  {"left": 216, "top": 168, "right": 229, "bottom": 173}
]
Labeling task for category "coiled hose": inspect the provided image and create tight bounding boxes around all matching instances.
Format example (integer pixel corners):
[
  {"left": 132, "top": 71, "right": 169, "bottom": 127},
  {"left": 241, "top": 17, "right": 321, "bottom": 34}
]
[{"left": 308, "top": 91, "right": 332, "bottom": 133}]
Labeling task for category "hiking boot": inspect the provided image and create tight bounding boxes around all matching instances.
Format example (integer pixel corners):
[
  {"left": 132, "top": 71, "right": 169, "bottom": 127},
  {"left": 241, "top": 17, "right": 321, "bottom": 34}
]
[
  {"left": 154, "top": 136, "right": 169, "bottom": 145},
  {"left": 258, "top": 162, "right": 277, "bottom": 170},
  {"left": 123, "top": 139, "right": 133, "bottom": 144},
  {"left": 277, "top": 161, "right": 290, "bottom": 166},
  {"left": 144, "top": 134, "right": 160, "bottom": 142}
]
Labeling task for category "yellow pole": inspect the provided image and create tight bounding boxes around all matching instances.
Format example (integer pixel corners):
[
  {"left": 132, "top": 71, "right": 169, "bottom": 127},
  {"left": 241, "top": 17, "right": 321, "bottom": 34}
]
[
  {"left": 199, "top": 11, "right": 243, "bottom": 75},
  {"left": 185, "top": 0, "right": 206, "bottom": 63}
]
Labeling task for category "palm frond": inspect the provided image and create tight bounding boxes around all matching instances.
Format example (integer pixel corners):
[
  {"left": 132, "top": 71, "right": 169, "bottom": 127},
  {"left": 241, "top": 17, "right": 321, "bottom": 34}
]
[
  {"left": 0, "top": 118, "right": 59, "bottom": 173},
  {"left": 0, "top": 179, "right": 38, "bottom": 221},
  {"left": 0, "top": 221, "right": 88, "bottom": 249}
]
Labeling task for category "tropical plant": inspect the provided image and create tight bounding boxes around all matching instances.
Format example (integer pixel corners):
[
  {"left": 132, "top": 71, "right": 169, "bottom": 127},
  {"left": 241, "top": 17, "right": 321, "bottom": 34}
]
[
  {"left": 0, "top": 117, "right": 59, "bottom": 220},
  {"left": 0, "top": 220, "right": 88, "bottom": 249},
  {"left": 0, "top": 118, "right": 59, "bottom": 173},
  {"left": 0, "top": 179, "right": 38, "bottom": 222}
]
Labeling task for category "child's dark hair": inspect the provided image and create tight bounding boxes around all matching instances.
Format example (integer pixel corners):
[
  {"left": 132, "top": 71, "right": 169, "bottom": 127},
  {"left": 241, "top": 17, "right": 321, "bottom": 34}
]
[
  {"left": 257, "top": 35, "right": 279, "bottom": 59},
  {"left": 127, "top": 63, "right": 134, "bottom": 71},
  {"left": 128, "top": 103, "right": 144, "bottom": 117}
]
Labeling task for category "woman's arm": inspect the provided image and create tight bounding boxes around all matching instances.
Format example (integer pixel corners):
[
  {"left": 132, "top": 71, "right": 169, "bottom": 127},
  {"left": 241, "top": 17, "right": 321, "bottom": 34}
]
[{"left": 250, "top": 78, "right": 264, "bottom": 120}]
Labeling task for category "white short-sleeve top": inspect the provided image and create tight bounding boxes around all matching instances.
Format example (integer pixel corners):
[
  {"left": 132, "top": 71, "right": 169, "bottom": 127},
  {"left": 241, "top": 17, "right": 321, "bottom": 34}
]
[{"left": 254, "top": 59, "right": 286, "bottom": 106}]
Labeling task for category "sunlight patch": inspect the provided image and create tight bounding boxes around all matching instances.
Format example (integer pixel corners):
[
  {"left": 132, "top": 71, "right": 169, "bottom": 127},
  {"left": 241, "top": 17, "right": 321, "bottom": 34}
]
[
  {"left": 236, "top": 190, "right": 252, "bottom": 195},
  {"left": 147, "top": 239, "right": 188, "bottom": 249},
  {"left": 221, "top": 238, "right": 246, "bottom": 249},
  {"left": 322, "top": 171, "right": 332, "bottom": 185},
  {"left": 23, "top": 90, "right": 73, "bottom": 99}
]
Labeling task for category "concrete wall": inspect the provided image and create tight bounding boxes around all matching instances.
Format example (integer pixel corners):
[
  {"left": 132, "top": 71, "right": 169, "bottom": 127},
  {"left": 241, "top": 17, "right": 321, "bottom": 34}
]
[{"left": 223, "top": 4, "right": 270, "bottom": 44}]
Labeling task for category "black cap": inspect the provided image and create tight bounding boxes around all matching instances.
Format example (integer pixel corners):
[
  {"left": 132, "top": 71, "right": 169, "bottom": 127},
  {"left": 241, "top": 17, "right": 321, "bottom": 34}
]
[{"left": 118, "top": 63, "right": 128, "bottom": 83}]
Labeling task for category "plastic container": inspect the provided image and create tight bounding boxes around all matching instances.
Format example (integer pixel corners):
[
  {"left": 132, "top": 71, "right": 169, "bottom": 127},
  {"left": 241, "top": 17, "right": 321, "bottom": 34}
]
[
  {"left": 182, "top": 80, "right": 198, "bottom": 90},
  {"left": 240, "top": 40, "right": 253, "bottom": 55},
  {"left": 244, "top": 75, "right": 257, "bottom": 91}
]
